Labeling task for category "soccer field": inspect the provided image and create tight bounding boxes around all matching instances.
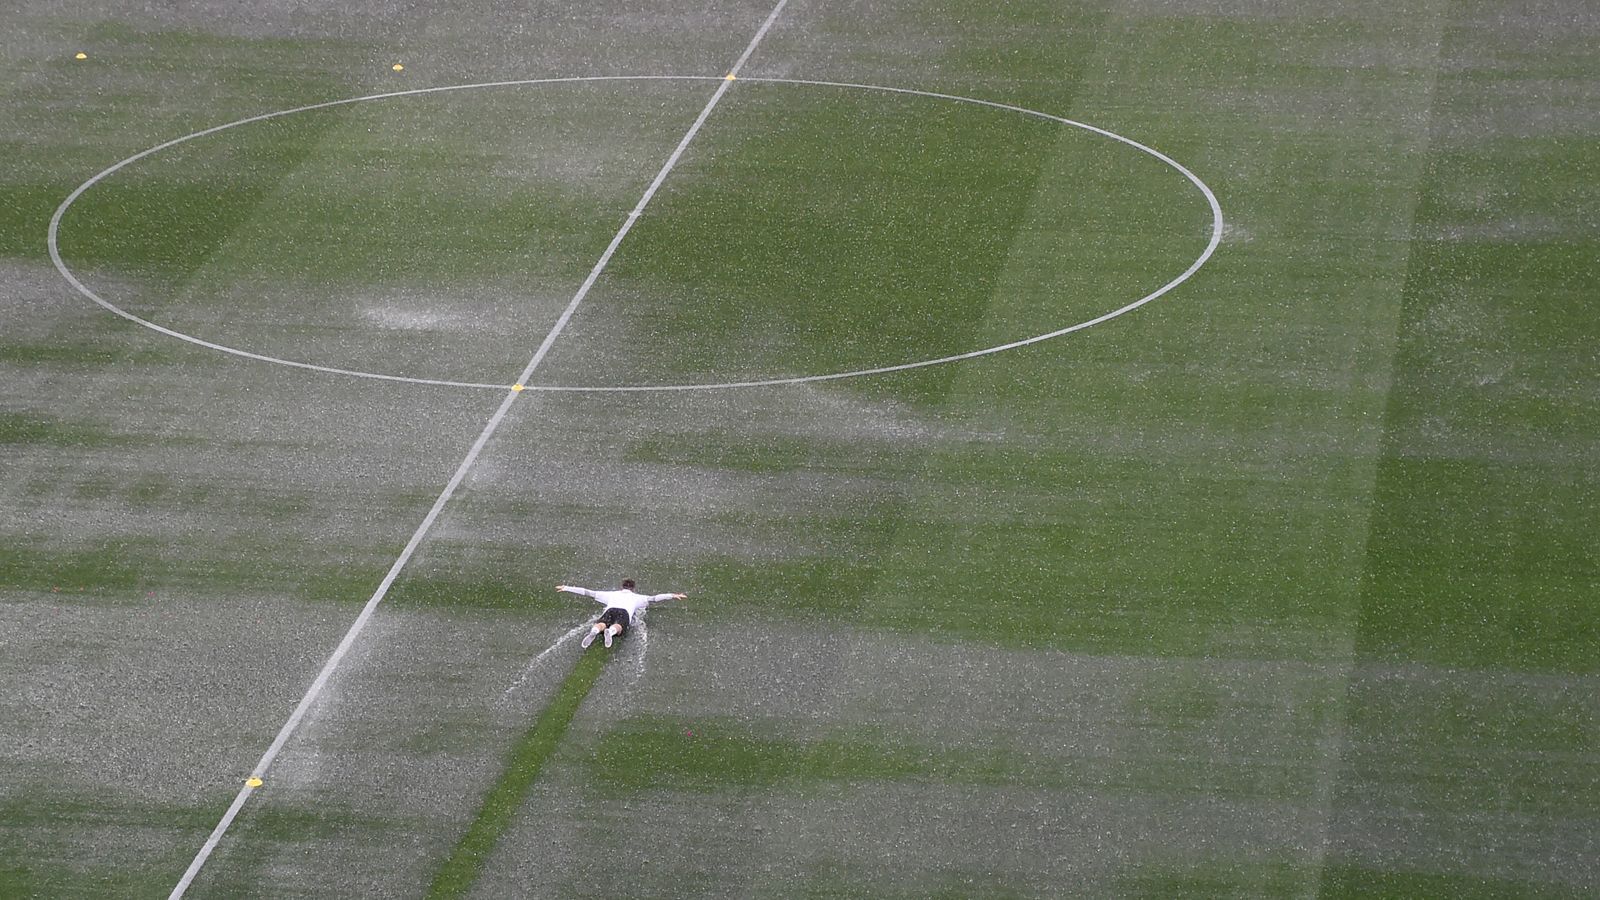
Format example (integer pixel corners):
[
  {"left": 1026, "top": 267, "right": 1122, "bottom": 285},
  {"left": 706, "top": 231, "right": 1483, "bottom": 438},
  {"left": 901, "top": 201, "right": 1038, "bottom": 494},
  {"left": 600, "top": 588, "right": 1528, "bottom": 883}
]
[{"left": 2, "top": 0, "right": 1596, "bottom": 896}]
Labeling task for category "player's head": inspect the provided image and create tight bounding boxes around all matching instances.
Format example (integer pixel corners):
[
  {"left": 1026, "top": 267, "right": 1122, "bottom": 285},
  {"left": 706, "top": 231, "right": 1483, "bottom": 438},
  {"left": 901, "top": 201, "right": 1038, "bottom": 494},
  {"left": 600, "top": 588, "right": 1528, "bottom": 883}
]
[{"left": 621, "top": 579, "right": 636, "bottom": 590}]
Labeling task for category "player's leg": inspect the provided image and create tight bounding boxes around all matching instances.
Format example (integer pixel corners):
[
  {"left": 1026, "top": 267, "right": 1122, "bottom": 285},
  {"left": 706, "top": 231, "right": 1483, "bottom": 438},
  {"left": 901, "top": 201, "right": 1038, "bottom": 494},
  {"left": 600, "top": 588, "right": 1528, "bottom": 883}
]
[
  {"left": 580, "top": 622, "right": 602, "bottom": 648},
  {"left": 604, "top": 620, "right": 625, "bottom": 648},
  {"left": 591, "top": 608, "right": 624, "bottom": 648}
]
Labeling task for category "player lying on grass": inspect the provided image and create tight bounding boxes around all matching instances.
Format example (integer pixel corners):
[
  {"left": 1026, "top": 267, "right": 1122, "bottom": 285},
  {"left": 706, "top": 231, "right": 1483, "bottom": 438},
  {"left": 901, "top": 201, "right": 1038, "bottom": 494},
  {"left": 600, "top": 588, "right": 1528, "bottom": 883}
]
[{"left": 557, "top": 579, "right": 686, "bottom": 648}]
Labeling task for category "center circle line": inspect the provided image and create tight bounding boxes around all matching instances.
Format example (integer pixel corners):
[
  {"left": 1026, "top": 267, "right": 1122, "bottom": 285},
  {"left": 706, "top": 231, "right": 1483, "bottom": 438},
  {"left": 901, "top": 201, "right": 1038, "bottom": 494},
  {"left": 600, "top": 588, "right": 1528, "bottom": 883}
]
[{"left": 47, "top": 75, "right": 1223, "bottom": 392}]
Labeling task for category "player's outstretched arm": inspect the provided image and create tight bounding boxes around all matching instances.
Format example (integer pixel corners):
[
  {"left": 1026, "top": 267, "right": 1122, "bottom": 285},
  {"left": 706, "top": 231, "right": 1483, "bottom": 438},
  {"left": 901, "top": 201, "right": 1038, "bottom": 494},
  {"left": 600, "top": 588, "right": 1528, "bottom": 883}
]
[
  {"left": 556, "top": 584, "right": 597, "bottom": 599},
  {"left": 650, "top": 592, "right": 687, "bottom": 602}
]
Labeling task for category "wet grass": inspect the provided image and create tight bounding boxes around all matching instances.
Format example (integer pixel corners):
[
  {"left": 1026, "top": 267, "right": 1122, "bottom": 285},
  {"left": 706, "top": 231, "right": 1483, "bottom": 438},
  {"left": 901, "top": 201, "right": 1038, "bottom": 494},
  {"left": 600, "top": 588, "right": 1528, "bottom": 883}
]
[
  {"left": 587, "top": 717, "right": 1021, "bottom": 794},
  {"left": 385, "top": 543, "right": 582, "bottom": 610},
  {"left": 0, "top": 342, "right": 177, "bottom": 367},
  {"left": 624, "top": 434, "right": 873, "bottom": 475},
  {"left": 1, "top": 25, "right": 359, "bottom": 270},
  {"left": 0, "top": 858, "right": 193, "bottom": 898},
  {"left": 2, "top": 0, "right": 1597, "bottom": 896},
  {"left": 548, "top": 80, "right": 1204, "bottom": 389},
  {"left": 1318, "top": 866, "right": 1586, "bottom": 899},
  {"left": 0, "top": 540, "right": 386, "bottom": 602},
  {"left": 0, "top": 541, "right": 159, "bottom": 594},
  {"left": 0, "top": 411, "right": 143, "bottom": 447},
  {"left": 1122, "top": 860, "right": 1312, "bottom": 898},
  {"left": 424, "top": 648, "right": 609, "bottom": 899},
  {"left": 1342, "top": 16, "right": 1600, "bottom": 674},
  {"left": 0, "top": 792, "right": 217, "bottom": 898},
  {"left": 583, "top": 715, "right": 1324, "bottom": 802}
]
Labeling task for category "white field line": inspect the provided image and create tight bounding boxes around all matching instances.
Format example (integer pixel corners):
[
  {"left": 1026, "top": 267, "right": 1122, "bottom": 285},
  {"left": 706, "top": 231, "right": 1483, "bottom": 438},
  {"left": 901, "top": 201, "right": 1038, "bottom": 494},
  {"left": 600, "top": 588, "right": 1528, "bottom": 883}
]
[
  {"left": 499, "top": 618, "right": 597, "bottom": 704},
  {"left": 52, "top": 72, "right": 1219, "bottom": 394},
  {"left": 168, "top": 384, "right": 521, "bottom": 898},
  {"left": 168, "top": 2, "right": 790, "bottom": 896}
]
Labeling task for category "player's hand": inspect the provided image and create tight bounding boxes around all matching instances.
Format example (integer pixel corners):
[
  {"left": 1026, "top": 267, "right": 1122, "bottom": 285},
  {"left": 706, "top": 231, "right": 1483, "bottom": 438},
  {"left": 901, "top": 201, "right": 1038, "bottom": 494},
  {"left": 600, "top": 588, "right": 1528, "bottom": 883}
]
[
  {"left": 673, "top": 593, "right": 687, "bottom": 599},
  {"left": 556, "top": 585, "right": 570, "bottom": 592}
]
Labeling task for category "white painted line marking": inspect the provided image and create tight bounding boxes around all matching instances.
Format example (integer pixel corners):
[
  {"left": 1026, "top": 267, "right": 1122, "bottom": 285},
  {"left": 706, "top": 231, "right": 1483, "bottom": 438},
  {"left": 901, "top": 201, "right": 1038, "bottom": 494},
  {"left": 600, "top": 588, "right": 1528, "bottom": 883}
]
[
  {"left": 169, "top": 383, "right": 521, "bottom": 899},
  {"left": 167, "top": 3, "right": 789, "bottom": 895},
  {"left": 727, "top": 0, "right": 788, "bottom": 78},
  {"left": 512, "top": 78, "right": 732, "bottom": 387},
  {"left": 53, "top": 72, "right": 1218, "bottom": 394}
]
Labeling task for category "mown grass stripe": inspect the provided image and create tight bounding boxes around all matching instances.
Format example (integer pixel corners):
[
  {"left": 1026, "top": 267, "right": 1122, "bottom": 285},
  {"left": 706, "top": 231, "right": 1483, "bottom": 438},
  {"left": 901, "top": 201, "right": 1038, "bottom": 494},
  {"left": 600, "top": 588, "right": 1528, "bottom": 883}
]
[{"left": 426, "top": 648, "right": 608, "bottom": 899}]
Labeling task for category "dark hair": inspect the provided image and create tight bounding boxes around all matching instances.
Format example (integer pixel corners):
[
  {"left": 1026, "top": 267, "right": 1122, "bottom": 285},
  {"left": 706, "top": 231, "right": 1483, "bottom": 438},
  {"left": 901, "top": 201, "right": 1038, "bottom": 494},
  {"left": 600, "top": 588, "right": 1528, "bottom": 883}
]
[{"left": 621, "top": 579, "right": 636, "bottom": 590}]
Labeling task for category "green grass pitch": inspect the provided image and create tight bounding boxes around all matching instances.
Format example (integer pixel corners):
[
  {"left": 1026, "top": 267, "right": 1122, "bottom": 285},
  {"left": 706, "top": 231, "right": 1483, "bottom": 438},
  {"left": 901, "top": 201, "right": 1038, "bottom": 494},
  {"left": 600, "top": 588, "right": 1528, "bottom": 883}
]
[{"left": 1, "top": 0, "right": 1595, "bottom": 896}]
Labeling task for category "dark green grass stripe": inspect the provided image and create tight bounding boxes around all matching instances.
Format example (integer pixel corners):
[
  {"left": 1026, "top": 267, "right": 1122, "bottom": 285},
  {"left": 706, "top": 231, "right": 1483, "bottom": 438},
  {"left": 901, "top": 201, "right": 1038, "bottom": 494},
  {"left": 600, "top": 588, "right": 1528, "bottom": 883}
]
[{"left": 426, "top": 647, "right": 607, "bottom": 899}]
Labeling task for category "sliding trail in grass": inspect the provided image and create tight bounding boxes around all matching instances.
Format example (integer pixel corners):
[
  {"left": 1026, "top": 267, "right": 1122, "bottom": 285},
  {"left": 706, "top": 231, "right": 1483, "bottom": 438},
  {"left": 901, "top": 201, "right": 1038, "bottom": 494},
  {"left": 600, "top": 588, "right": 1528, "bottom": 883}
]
[{"left": 426, "top": 647, "right": 607, "bottom": 899}]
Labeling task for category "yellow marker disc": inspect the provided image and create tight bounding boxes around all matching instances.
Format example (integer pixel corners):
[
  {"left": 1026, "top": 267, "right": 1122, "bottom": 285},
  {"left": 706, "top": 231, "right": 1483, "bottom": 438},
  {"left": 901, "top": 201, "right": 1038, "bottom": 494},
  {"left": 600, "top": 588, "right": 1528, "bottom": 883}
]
[
  {"left": 511, "top": 384, "right": 525, "bottom": 392},
  {"left": 725, "top": 73, "right": 736, "bottom": 81},
  {"left": 245, "top": 777, "right": 263, "bottom": 788},
  {"left": 75, "top": 52, "right": 87, "bottom": 60},
  {"left": 392, "top": 63, "right": 404, "bottom": 71}
]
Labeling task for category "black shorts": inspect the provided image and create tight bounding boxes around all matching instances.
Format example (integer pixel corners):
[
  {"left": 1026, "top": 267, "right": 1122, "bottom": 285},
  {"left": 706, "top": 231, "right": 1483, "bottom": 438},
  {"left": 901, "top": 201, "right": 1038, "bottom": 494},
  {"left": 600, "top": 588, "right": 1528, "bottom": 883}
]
[{"left": 598, "top": 607, "right": 630, "bottom": 630}]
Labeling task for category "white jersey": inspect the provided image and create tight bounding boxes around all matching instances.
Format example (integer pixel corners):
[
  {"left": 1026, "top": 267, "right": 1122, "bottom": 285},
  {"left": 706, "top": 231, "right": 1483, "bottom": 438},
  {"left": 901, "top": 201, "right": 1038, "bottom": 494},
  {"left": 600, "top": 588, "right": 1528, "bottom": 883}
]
[{"left": 559, "top": 586, "right": 677, "bottom": 622}]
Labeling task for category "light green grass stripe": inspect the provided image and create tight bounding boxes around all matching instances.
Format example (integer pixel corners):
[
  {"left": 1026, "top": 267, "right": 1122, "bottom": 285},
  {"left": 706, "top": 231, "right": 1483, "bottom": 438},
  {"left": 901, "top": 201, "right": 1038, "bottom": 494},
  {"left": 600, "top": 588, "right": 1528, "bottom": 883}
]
[{"left": 426, "top": 648, "right": 607, "bottom": 899}]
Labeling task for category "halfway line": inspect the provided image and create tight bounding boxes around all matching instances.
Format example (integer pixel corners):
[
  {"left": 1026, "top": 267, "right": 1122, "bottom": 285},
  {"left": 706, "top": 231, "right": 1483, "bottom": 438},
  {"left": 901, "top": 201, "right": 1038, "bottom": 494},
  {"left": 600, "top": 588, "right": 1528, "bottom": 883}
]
[{"left": 168, "top": 1, "right": 790, "bottom": 895}]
